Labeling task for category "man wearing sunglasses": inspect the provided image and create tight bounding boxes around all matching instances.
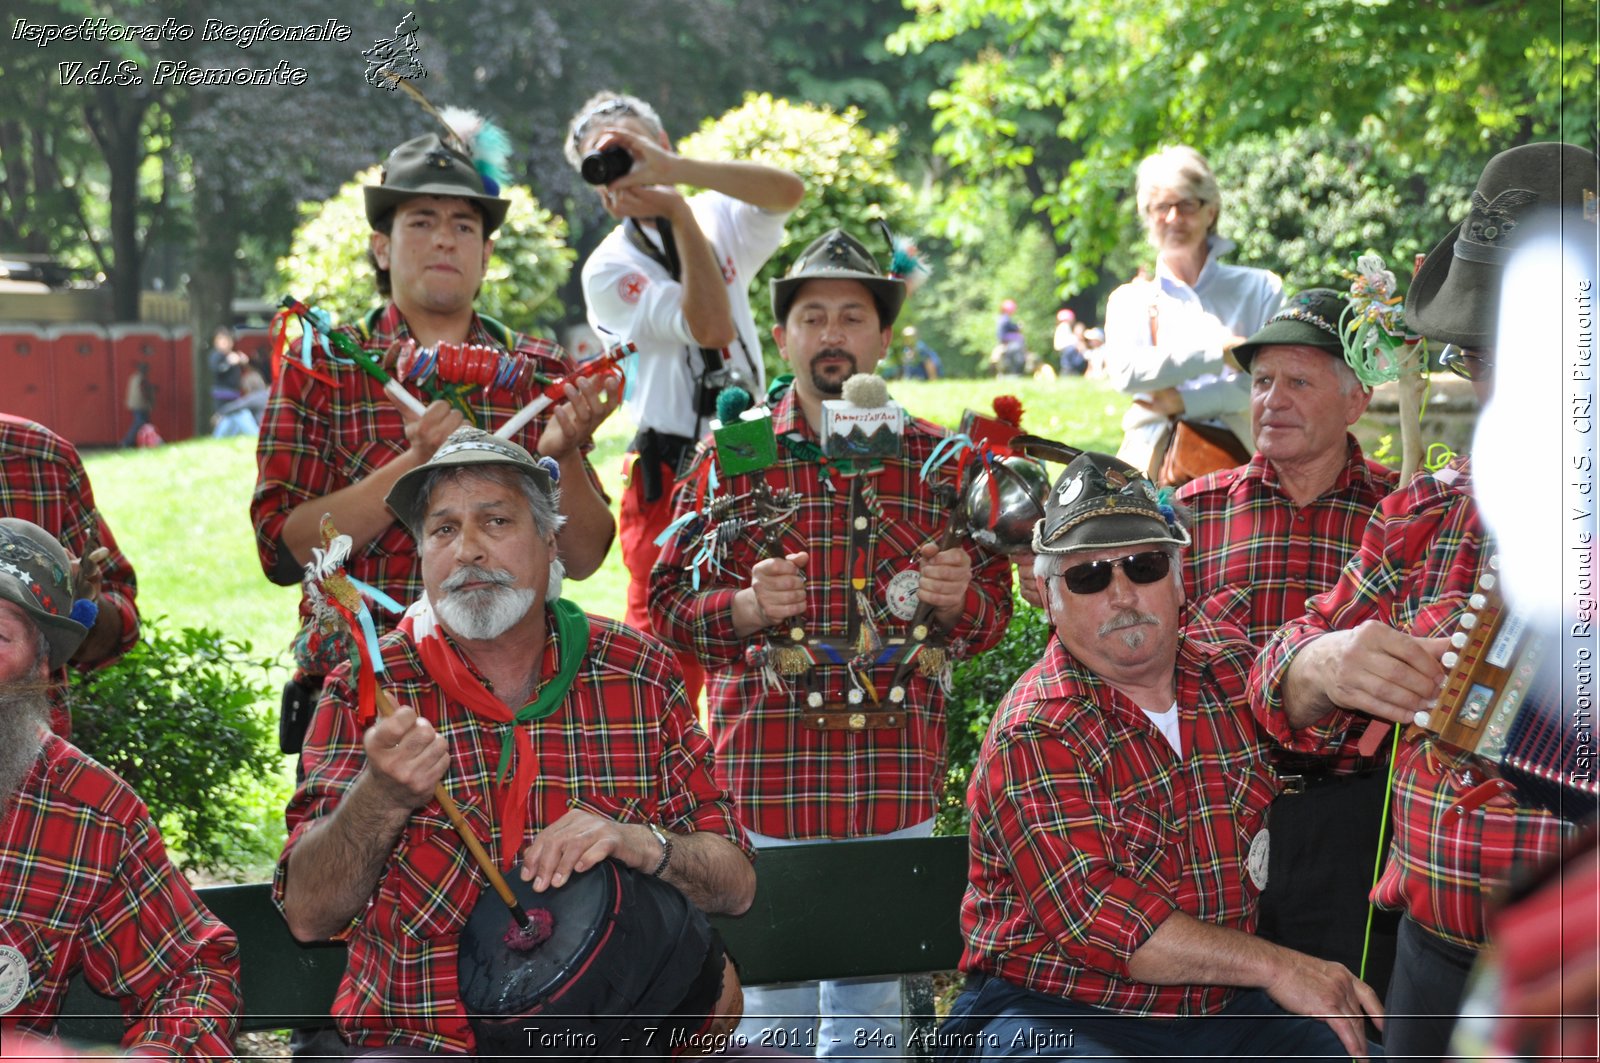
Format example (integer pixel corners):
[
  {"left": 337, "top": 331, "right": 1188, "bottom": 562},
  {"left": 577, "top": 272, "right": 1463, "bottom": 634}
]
[
  {"left": 942, "top": 452, "right": 1380, "bottom": 1062},
  {"left": 1251, "top": 142, "right": 1597, "bottom": 1061},
  {"left": 1177, "top": 287, "right": 1401, "bottom": 999}
]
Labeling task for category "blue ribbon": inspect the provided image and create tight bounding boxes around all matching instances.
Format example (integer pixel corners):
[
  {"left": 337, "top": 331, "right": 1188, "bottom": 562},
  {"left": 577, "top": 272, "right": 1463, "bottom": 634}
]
[{"left": 921, "top": 433, "right": 972, "bottom": 483}]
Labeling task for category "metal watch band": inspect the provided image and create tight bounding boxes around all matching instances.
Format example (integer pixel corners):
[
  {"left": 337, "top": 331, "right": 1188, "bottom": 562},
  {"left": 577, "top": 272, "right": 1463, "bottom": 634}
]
[{"left": 648, "top": 822, "right": 673, "bottom": 877}]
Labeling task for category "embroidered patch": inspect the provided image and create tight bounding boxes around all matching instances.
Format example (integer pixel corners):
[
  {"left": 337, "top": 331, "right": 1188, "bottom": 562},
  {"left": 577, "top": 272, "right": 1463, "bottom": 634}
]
[
  {"left": 618, "top": 272, "right": 648, "bottom": 305},
  {"left": 1247, "top": 829, "right": 1270, "bottom": 891},
  {"left": 0, "top": 944, "right": 29, "bottom": 1014},
  {"left": 885, "top": 568, "right": 922, "bottom": 620}
]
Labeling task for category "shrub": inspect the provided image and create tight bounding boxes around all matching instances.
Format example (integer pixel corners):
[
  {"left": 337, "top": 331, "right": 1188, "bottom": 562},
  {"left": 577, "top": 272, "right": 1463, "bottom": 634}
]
[
  {"left": 936, "top": 587, "right": 1053, "bottom": 836},
  {"left": 276, "top": 166, "right": 574, "bottom": 336},
  {"left": 72, "top": 618, "right": 283, "bottom": 873}
]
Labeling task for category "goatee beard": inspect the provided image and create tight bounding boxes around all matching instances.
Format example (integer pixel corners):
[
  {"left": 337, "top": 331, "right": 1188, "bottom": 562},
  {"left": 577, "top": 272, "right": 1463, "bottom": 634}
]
[{"left": 809, "top": 347, "right": 859, "bottom": 397}]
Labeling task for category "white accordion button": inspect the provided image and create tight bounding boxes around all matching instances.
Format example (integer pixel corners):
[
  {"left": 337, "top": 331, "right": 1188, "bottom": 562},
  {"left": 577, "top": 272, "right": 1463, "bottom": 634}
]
[
  {"left": 1468, "top": 594, "right": 1486, "bottom": 610},
  {"left": 1451, "top": 632, "right": 1469, "bottom": 648},
  {"left": 1442, "top": 652, "right": 1459, "bottom": 668},
  {"left": 1414, "top": 710, "right": 1431, "bottom": 727},
  {"left": 1479, "top": 573, "right": 1497, "bottom": 590},
  {"left": 1459, "top": 613, "right": 1477, "bottom": 630}
]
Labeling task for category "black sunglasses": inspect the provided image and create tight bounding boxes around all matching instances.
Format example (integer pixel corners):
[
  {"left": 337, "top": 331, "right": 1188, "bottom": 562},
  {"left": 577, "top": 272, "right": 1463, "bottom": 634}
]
[
  {"left": 1439, "top": 344, "right": 1493, "bottom": 381},
  {"left": 1061, "top": 550, "right": 1173, "bottom": 595}
]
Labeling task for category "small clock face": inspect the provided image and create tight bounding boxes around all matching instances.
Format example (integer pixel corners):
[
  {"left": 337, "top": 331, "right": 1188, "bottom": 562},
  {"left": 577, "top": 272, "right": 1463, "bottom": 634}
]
[
  {"left": 885, "top": 568, "right": 922, "bottom": 621},
  {"left": 0, "top": 944, "right": 29, "bottom": 1014}
]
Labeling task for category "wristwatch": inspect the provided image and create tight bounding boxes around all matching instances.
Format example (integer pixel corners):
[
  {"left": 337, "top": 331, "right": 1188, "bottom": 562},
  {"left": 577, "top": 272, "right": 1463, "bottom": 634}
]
[{"left": 648, "top": 822, "right": 673, "bottom": 877}]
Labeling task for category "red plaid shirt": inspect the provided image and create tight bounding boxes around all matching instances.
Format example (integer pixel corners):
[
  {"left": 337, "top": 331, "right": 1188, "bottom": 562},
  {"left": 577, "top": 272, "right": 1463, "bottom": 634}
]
[
  {"left": 958, "top": 627, "right": 1276, "bottom": 1016},
  {"left": 1179, "top": 438, "right": 1396, "bottom": 771},
  {"left": 252, "top": 304, "right": 600, "bottom": 651},
  {"left": 276, "top": 609, "right": 749, "bottom": 1054},
  {"left": 1, "top": 734, "right": 240, "bottom": 1057},
  {"left": 0, "top": 415, "right": 140, "bottom": 721},
  {"left": 1251, "top": 458, "right": 1571, "bottom": 949},
  {"left": 649, "top": 389, "right": 1013, "bottom": 840}
]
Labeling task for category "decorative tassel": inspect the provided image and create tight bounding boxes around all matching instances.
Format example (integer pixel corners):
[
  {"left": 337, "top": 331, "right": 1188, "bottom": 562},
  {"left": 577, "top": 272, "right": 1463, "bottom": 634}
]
[
  {"left": 437, "top": 106, "right": 513, "bottom": 194},
  {"left": 853, "top": 590, "right": 884, "bottom": 655}
]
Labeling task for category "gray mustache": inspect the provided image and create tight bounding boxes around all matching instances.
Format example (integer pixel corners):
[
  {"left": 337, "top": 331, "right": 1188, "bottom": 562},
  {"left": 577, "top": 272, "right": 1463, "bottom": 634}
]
[
  {"left": 441, "top": 565, "right": 517, "bottom": 592},
  {"left": 1098, "top": 610, "right": 1159, "bottom": 636}
]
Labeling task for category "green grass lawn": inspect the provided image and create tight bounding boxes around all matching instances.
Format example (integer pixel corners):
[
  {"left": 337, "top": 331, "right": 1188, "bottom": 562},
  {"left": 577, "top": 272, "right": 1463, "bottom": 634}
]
[
  {"left": 83, "top": 374, "right": 1124, "bottom": 656},
  {"left": 79, "top": 374, "right": 1123, "bottom": 875}
]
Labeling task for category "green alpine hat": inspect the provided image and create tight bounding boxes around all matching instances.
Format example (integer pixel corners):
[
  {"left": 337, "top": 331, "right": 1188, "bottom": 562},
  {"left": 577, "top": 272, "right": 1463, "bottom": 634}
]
[
  {"left": 0, "top": 518, "right": 89, "bottom": 670},
  {"left": 1406, "top": 142, "right": 1598, "bottom": 349},
  {"left": 364, "top": 134, "right": 511, "bottom": 235},
  {"left": 386, "top": 427, "right": 558, "bottom": 532},
  {"left": 1032, "top": 452, "right": 1190, "bottom": 556},
  {"left": 771, "top": 229, "right": 907, "bottom": 327},
  {"left": 1232, "top": 288, "right": 1347, "bottom": 372}
]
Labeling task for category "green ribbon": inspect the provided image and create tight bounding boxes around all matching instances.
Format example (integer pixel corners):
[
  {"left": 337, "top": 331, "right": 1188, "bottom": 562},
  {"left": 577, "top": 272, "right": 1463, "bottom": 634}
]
[{"left": 495, "top": 597, "right": 590, "bottom": 785}]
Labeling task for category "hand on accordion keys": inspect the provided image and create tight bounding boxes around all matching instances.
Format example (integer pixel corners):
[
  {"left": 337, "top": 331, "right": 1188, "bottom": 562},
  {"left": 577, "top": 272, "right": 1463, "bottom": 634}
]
[{"left": 1289, "top": 620, "right": 1453, "bottom": 728}]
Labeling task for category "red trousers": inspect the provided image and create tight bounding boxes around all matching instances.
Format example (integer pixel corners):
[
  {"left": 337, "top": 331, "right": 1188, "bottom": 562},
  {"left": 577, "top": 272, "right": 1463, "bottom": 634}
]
[{"left": 620, "top": 452, "right": 706, "bottom": 707}]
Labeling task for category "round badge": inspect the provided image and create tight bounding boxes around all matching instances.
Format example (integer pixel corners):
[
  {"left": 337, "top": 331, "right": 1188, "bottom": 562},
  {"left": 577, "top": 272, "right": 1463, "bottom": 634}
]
[
  {"left": 1246, "top": 829, "right": 1270, "bottom": 892},
  {"left": 0, "top": 944, "right": 30, "bottom": 1014},
  {"left": 885, "top": 568, "right": 922, "bottom": 620},
  {"left": 1057, "top": 475, "right": 1084, "bottom": 506}
]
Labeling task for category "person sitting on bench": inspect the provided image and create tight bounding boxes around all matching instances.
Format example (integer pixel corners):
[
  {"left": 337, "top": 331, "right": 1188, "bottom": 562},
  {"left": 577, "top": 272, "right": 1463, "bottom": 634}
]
[
  {"left": 0, "top": 518, "right": 239, "bottom": 1058},
  {"left": 939, "top": 454, "right": 1380, "bottom": 1061}
]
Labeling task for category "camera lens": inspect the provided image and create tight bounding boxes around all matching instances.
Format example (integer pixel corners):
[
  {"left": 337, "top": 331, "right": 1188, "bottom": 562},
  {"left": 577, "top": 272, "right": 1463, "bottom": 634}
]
[{"left": 581, "top": 145, "right": 633, "bottom": 186}]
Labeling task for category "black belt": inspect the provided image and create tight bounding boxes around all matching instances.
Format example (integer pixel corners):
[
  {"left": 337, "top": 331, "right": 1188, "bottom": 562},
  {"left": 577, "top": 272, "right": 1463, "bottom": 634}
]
[
  {"left": 629, "top": 428, "right": 698, "bottom": 503},
  {"left": 1276, "top": 762, "right": 1386, "bottom": 795}
]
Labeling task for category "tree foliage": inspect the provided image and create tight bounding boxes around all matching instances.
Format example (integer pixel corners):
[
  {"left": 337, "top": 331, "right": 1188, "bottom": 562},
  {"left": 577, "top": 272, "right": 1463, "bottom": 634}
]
[
  {"left": 892, "top": 0, "right": 1595, "bottom": 294},
  {"left": 275, "top": 166, "right": 574, "bottom": 335},
  {"left": 678, "top": 93, "right": 916, "bottom": 354}
]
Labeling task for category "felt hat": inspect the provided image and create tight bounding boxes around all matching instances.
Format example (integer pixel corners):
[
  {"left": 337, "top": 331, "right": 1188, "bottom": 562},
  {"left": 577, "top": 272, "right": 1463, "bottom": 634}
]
[
  {"left": 364, "top": 134, "right": 511, "bottom": 235},
  {"left": 771, "top": 229, "right": 907, "bottom": 326},
  {"left": 386, "top": 427, "right": 558, "bottom": 530},
  {"left": 1232, "top": 288, "right": 1347, "bottom": 372},
  {"left": 1406, "top": 142, "right": 1598, "bottom": 349},
  {"left": 0, "top": 518, "right": 89, "bottom": 670},
  {"left": 1032, "top": 452, "right": 1190, "bottom": 556}
]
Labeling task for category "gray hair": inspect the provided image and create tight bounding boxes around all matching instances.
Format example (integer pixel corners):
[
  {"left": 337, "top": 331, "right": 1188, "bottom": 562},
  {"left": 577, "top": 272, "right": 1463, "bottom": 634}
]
[
  {"left": 408, "top": 466, "right": 566, "bottom": 545},
  {"left": 1135, "top": 145, "right": 1222, "bottom": 235},
  {"left": 565, "top": 91, "right": 665, "bottom": 170}
]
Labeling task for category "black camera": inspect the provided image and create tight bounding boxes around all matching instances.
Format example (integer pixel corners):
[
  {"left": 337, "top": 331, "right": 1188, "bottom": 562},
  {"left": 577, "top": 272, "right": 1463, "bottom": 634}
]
[{"left": 581, "top": 145, "right": 633, "bottom": 186}]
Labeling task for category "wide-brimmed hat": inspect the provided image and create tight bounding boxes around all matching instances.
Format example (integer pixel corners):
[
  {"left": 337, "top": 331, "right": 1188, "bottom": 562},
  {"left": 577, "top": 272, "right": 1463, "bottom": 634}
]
[
  {"left": 1406, "top": 142, "right": 1598, "bottom": 349},
  {"left": 0, "top": 518, "right": 89, "bottom": 670},
  {"left": 771, "top": 229, "right": 907, "bottom": 326},
  {"left": 1032, "top": 452, "right": 1190, "bottom": 556},
  {"left": 364, "top": 134, "right": 511, "bottom": 234},
  {"left": 386, "top": 427, "right": 558, "bottom": 531},
  {"left": 1233, "top": 288, "right": 1347, "bottom": 372}
]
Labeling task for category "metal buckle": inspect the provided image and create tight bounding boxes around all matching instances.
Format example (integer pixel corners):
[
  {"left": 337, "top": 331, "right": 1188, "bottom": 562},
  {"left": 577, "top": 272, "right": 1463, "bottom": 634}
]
[{"left": 1280, "top": 774, "right": 1306, "bottom": 795}]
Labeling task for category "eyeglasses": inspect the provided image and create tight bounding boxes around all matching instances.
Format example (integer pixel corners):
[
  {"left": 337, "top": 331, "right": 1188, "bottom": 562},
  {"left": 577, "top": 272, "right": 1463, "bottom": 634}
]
[
  {"left": 1439, "top": 344, "right": 1494, "bottom": 381},
  {"left": 1147, "top": 198, "right": 1205, "bottom": 219},
  {"left": 1060, "top": 550, "right": 1173, "bottom": 595}
]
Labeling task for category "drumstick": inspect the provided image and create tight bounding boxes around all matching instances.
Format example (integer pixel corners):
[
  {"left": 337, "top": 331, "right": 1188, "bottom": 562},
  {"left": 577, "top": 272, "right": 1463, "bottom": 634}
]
[{"left": 372, "top": 685, "right": 541, "bottom": 940}]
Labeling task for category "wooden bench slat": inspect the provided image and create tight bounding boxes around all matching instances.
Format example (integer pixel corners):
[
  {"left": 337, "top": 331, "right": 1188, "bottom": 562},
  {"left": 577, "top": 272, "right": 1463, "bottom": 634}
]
[{"left": 57, "top": 835, "right": 969, "bottom": 1038}]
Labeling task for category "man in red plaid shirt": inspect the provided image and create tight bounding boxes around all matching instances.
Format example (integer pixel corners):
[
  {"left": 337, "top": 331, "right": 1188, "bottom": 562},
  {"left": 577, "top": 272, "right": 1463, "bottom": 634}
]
[
  {"left": 1250, "top": 142, "right": 1596, "bottom": 1061},
  {"left": 650, "top": 230, "right": 1013, "bottom": 1056},
  {"left": 278, "top": 429, "right": 752, "bottom": 1056},
  {"left": 253, "top": 128, "right": 616, "bottom": 754},
  {"left": 1177, "top": 287, "right": 1401, "bottom": 994},
  {"left": 1, "top": 414, "right": 139, "bottom": 732},
  {"left": 941, "top": 453, "right": 1379, "bottom": 1061},
  {"left": 0, "top": 518, "right": 239, "bottom": 1058}
]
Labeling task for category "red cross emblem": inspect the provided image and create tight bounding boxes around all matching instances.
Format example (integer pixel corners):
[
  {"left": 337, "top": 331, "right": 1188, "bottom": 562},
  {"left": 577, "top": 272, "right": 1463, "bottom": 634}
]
[{"left": 619, "top": 272, "right": 647, "bottom": 305}]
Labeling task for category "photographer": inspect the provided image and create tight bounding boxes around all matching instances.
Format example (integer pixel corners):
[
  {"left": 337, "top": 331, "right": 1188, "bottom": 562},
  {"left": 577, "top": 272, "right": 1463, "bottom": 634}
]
[{"left": 568, "top": 92, "right": 803, "bottom": 702}]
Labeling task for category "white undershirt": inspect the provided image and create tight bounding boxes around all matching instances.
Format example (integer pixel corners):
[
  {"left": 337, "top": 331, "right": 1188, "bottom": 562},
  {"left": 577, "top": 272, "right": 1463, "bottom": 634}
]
[{"left": 1142, "top": 700, "right": 1183, "bottom": 759}]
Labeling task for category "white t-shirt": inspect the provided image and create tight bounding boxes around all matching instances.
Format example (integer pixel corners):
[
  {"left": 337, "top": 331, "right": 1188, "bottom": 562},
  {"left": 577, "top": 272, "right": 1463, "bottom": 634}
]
[
  {"left": 1141, "top": 699, "right": 1184, "bottom": 759},
  {"left": 581, "top": 191, "right": 789, "bottom": 440}
]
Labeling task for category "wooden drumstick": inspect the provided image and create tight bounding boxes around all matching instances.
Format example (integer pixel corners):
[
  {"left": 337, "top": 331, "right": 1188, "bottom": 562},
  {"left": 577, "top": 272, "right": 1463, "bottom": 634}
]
[{"left": 372, "top": 687, "right": 538, "bottom": 936}]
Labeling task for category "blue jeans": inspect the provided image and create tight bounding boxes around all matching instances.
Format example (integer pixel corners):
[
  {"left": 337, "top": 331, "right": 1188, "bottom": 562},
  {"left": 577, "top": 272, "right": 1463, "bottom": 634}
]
[
  {"left": 735, "top": 821, "right": 934, "bottom": 1059},
  {"left": 938, "top": 973, "right": 1363, "bottom": 1062}
]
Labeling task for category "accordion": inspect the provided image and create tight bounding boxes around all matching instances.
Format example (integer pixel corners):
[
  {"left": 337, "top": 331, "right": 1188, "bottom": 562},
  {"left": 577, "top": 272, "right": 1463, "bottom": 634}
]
[{"left": 1410, "top": 556, "right": 1598, "bottom": 821}]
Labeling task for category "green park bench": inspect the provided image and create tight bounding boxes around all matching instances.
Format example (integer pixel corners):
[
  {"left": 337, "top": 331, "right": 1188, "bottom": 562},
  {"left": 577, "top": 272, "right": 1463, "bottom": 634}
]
[{"left": 58, "top": 835, "right": 969, "bottom": 1056}]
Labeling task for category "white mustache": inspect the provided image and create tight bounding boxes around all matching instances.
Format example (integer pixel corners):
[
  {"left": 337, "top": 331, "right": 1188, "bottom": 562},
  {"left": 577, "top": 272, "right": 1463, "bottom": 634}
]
[
  {"left": 1099, "top": 610, "right": 1159, "bottom": 637},
  {"left": 441, "top": 565, "right": 516, "bottom": 593}
]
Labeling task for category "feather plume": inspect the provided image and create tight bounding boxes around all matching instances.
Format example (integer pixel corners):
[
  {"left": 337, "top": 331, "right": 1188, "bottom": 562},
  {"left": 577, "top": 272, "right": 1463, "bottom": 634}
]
[{"left": 438, "top": 106, "right": 512, "bottom": 192}]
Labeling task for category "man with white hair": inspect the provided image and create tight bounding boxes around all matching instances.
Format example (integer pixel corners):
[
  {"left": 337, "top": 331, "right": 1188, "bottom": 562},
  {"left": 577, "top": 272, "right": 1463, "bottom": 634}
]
[
  {"left": 940, "top": 454, "right": 1380, "bottom": 1061},
  {"left": 1102, "top": 145, "right": 1282, "bottom": 477},
  {"left": 277, "top": 427, "right": 754, "bottom": 1056},
  {"left": 1177, "top": 287, "right": 1400, "bottom": 992},
  {"left": 0, "top": 518, "right": 239, "bottom": 1057}
]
